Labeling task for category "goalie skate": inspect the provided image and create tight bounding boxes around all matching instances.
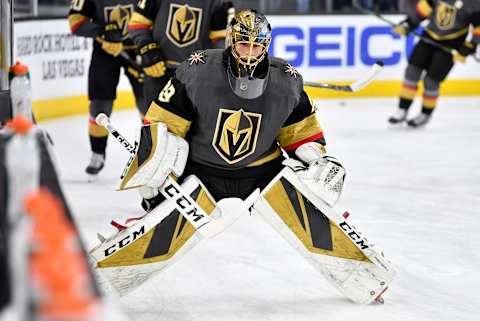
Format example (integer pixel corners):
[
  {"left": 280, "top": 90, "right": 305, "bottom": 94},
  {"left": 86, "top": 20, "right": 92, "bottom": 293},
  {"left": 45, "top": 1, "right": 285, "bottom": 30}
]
[{"left": 86, "top": 152, "right": 105, "bottom": 181}]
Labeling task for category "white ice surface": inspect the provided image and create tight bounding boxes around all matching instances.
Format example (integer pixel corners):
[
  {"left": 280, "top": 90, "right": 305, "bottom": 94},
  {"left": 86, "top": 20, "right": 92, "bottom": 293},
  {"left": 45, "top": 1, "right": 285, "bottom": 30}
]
[{"left": 41, "top": 97, "right": 480, "bottom": 321}]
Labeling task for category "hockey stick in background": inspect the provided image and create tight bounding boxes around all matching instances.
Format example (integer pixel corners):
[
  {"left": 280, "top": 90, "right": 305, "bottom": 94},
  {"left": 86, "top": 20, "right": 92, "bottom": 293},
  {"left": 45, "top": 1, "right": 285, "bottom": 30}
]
[
  {"left": 95, "top": 37, "right": 146, "bottom": 78},
  {"left": 95, "top": 113, "right": 259, "bottom": 238},
  {"left": 352, "top": 2, "right": 480, "bottom": 62},
  {"left": 304, "top": 61, "right": 384, "bottom": 92}
]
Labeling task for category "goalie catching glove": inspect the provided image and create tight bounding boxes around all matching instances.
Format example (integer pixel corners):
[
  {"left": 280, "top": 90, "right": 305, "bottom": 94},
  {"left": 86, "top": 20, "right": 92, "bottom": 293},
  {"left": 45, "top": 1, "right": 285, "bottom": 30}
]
[
  {"left": 118, "top": 122, "right": 189, "bottom": 197},
  {"left": 283, "top": 142, "right": 346, "bottom": 207}
]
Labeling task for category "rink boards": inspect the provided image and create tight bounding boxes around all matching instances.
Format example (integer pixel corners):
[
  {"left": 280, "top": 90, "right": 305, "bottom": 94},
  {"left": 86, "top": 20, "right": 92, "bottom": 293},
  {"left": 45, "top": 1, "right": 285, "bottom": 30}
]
[{"left": 13, "top": 15, "right": 480, "bottom": 121}]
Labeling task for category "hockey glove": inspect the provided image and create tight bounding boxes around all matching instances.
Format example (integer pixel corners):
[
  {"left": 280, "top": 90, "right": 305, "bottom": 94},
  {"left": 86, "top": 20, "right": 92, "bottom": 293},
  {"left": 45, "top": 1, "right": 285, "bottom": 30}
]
[
  {"left": 126, "top": 63, "right": 145, "bottom": 83},
  {"left": 139, "top": 42, "right": 166, "bottom": 78},
  {"left": 393, "top": 19, "right": 412, "bottom": 36},
  {"left": 453, "top": 42, "right": 477, "bottom": 63},
  {"left": 283, "top": 142, "right": 345, "bottom": 207},
  {"left": 97, "top": 23, "right": 123, "bottom": 57}
]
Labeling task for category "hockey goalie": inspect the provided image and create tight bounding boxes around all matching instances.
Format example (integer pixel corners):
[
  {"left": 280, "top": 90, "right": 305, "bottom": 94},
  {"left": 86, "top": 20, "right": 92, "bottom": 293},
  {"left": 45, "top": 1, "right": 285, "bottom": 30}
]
[{"left": 89, "top": 9, "right": 395, "bottom": 305}]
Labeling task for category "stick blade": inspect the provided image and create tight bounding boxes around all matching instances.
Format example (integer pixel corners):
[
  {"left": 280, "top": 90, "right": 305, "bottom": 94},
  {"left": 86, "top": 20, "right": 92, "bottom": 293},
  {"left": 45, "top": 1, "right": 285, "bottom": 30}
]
[{"left": 349, "top": 61, "right": 384, "bottom": 92}]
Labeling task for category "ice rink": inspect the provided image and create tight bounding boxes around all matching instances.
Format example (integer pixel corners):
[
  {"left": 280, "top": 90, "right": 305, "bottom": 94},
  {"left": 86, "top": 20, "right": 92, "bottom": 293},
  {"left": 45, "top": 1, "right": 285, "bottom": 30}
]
[{"left": 42, "top": 97, "right": 480, "bottom": 321}]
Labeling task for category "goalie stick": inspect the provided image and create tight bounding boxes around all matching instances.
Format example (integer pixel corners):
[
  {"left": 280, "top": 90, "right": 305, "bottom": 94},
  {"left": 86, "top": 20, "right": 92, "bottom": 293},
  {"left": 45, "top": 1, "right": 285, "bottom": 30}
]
[
  {"left": 304, "top": 61, "right": 384, "bottom": 92},
  {"left": 95, "top": 113, "right": 259, "bottom": 238},
  {"left": 352, "top": 2, "right": 480, "bottom": 63}
]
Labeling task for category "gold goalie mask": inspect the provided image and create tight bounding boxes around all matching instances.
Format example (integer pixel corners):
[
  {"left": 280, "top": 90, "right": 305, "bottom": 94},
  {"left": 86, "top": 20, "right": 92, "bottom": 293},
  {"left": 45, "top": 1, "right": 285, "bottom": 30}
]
[{"left": 226, "top": 9, "right": 272, "bottom": 99}]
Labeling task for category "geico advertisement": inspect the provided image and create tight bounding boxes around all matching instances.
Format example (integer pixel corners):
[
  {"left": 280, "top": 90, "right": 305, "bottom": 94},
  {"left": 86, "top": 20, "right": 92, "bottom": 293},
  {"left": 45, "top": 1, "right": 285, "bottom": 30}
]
[
  {"left": 13, "top": 19, "right": 130, "bottom": 101},
  {"left": 13, "top": 16, "right": 480, "bottom": 100},
  {"left": 268, "top": 15, "right": 480, "bottom": 81}
]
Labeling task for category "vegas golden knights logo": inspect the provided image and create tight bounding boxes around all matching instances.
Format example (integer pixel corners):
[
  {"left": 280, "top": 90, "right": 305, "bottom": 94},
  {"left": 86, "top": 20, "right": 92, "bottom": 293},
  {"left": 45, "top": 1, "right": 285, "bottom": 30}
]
[
  {"left": 104, "top": 4, "right": 133, "bottom": 39},
  {"left": 212, "top": 109, "right": 262, "bottom": 164},
  {"left": 436, "top": 1, "right": 456, "bottom": 30},
  {"left": 166, "top": 4, "right": 203, "bottom": 47}
]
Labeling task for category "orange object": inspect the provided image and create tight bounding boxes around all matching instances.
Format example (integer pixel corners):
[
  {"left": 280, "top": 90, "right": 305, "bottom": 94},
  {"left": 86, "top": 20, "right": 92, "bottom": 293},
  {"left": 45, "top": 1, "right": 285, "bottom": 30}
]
[
  {"left": 25, "top": 188, "right": 99, "bottom": 319},
  {"left": 5, "top": 115, "right": 33, "bottom": 134},
  {"left": 9, "top": 61, "right": 29, "bottom": 76}
]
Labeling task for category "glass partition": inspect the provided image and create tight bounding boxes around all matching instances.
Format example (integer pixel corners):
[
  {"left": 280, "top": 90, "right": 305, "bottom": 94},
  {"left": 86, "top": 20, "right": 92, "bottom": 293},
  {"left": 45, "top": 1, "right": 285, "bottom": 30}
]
[{"left": 15, "top": 0, "right": 416, "bottom": 18}]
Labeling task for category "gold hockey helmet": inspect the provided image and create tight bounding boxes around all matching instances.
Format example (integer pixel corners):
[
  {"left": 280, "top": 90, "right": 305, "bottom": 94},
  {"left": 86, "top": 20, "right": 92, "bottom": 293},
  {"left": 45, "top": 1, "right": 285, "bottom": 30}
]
[{"left": 227, "top": 9, "right": 272, "bottom": 70}]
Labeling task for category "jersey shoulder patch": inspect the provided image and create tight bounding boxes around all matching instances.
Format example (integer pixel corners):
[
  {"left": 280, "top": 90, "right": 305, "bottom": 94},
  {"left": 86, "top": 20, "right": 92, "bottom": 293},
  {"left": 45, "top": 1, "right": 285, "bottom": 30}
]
[
  {"left": 187, "top": 50, "right": 207, "bottom": 66},
  {"left": 270, "top": 57, "right": 300, "bottom": 80},
  {"left": 283, "top": 63, "right": 300, "bottom": 79}
]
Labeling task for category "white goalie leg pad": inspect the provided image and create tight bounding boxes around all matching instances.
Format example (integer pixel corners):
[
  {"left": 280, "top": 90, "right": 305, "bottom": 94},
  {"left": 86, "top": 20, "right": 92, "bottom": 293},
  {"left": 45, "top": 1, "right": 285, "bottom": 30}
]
[
  {"left": 252, "top": 167, "right": 395, "bottom": 304},
  {"left": 90, "top": 175, "right": 218, "bottom": 296},
  {"left": 118, "top": 122, "right": 189, "bottom": 190}
]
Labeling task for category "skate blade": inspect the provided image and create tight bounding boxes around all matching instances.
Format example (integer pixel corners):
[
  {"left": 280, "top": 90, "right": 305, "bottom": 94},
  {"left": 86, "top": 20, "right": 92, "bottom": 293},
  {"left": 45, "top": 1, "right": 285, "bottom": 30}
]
[
  {"left": 387, "top": 121, "right": 407, "bottom": 130},
  {"left": 87, "top": 174, "right": 99, "bottom": 182}
]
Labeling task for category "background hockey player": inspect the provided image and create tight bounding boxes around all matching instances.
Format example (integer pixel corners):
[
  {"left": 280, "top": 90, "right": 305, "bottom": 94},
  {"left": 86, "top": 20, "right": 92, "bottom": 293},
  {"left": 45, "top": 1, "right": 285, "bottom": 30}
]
[
  {"left": 68, "top": 0, "right": 146, "bottom": 177},
  {"left": 127, "top": 0, "right": 234, "bottom": 107},
  {"left": 388, "top": 0, "right": 480, "bottom": 127}
]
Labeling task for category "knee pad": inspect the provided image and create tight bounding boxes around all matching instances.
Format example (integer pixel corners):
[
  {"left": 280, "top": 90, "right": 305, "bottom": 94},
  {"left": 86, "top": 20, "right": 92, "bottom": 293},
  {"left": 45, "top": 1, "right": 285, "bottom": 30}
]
[
  {"left": 423, "top": 75, "right": 440, "bottom": 96},
  {"left": 404, "top": 64, "right": 423, "bottom": 84},
  {"left": 89, "top": 100, "right": 113, "bottom": 118}
]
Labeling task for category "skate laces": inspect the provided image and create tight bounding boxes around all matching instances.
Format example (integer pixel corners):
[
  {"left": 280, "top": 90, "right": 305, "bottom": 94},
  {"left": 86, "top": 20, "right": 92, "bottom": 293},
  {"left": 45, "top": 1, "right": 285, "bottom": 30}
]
[{"left": 88, "top": 153, "right": 105, "bottom": 168}]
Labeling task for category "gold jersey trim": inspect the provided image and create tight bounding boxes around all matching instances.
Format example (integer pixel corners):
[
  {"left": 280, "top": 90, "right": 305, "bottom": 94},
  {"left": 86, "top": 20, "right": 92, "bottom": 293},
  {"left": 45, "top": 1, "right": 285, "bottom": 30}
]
[
  {"left": 277, "top": 113, "right": 323, "bottom": 149},
  {"left": 129, "top": 12, "right": 153, "bottom": 27},
  {"left": 68, "top": 13, "right": 88, "bottom": 30},
  {"left": 425, "top": 27, "right": 469, "bottom": 41},
  {"left": 145, "top": 102, "right": 192, "bottom": 138},
  {"left": 209, "top": 29, "right": 227, "bottom": 40},
  {"left": 247, "top": 147, "right": 282, "bottom": 167}
]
